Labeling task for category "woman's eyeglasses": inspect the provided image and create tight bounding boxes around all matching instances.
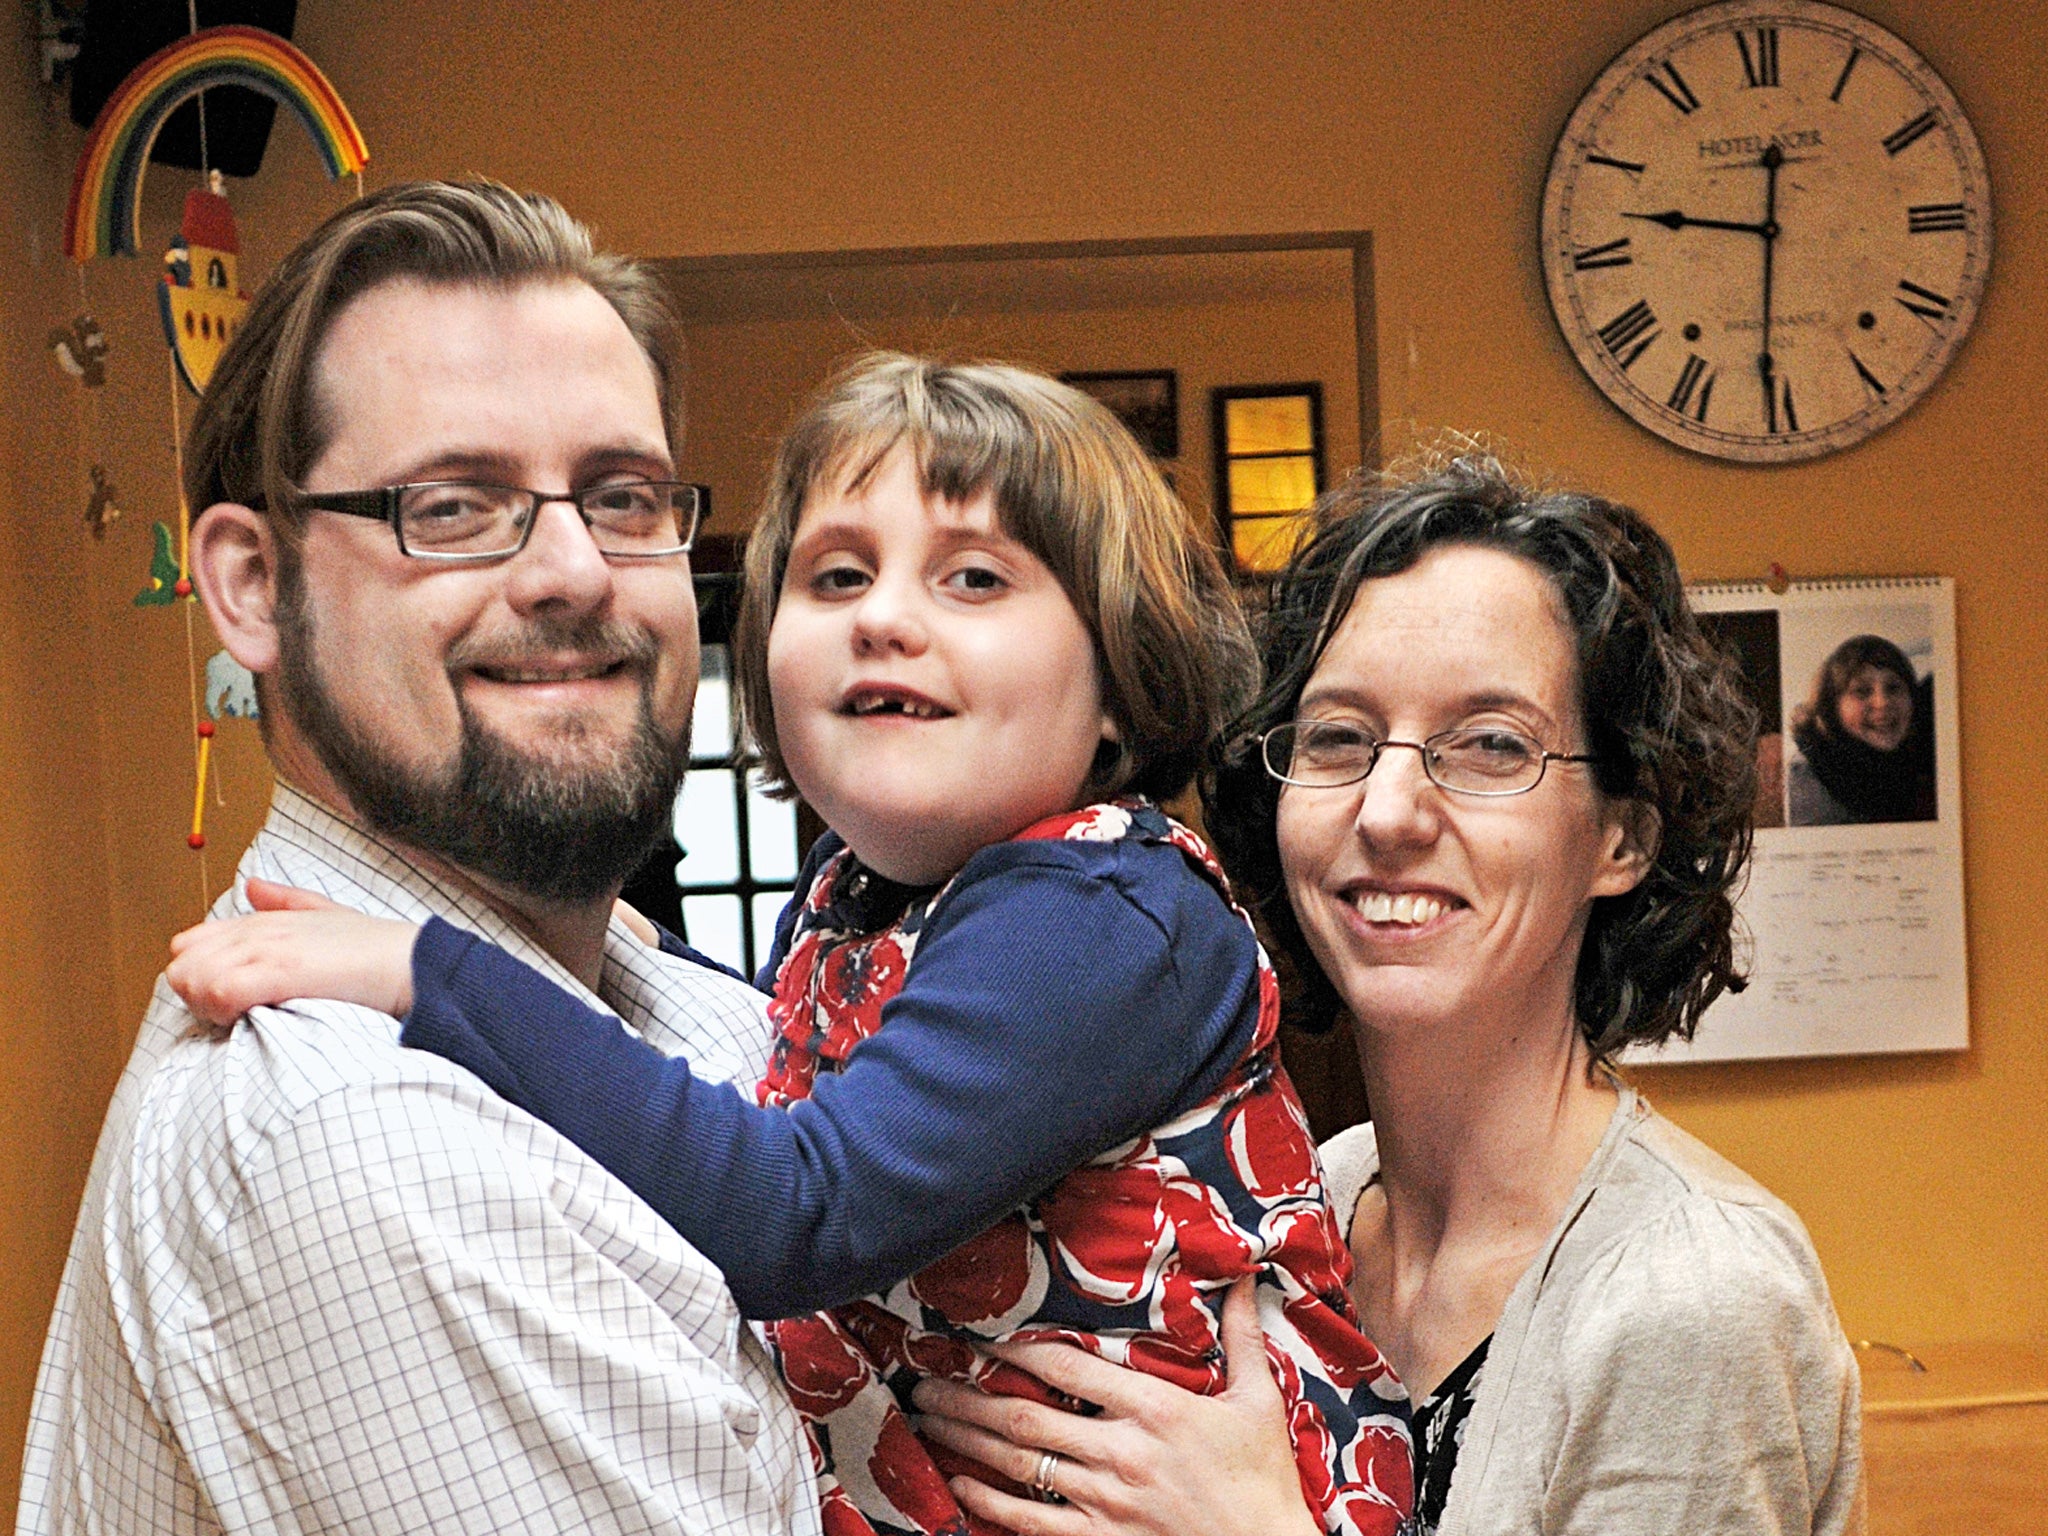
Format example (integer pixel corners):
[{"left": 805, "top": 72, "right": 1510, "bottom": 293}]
[{"left": 1258, "top": 720, "right": 1600, "bottom": 797}]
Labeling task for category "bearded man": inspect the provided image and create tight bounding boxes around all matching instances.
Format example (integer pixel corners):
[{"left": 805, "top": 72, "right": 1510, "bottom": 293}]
[{"left": 18, "top": 182, "right": 819, "bottom": 1536}]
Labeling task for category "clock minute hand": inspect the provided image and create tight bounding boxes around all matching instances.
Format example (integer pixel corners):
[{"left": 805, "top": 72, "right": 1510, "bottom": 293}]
[
  {"left": 1621, "top": 209, "right": 1771, "bottom": 236},
  {"left": 1758, "top": 144, "right": 1783, "bottom": 431}
]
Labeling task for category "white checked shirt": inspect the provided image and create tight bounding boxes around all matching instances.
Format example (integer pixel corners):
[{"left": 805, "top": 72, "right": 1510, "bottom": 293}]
[{"left": 18, "top": 785, "right": 822, "bottom": 1536}]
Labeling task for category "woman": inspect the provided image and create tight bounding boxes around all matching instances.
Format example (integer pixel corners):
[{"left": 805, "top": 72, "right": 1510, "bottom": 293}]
[
  {"left": 912, "top": 455, "right": 1865, "bottom": 1535},
  {"left": 1788, "top": 633, "right": 1937, "bottom": 825}
]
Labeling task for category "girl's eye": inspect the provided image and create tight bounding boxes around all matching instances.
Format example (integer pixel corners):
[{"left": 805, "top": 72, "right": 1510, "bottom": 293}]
[
  {"left": 943, "top": 565, "right": 1007, "bottom": 595},
  {"left": 812, "top": 563, "right": 870, "bottom": 595}
]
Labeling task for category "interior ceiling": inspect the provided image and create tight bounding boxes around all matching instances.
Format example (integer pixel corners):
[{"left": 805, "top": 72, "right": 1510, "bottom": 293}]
[{"left": 656, "top": 246, "right": 1356, "bottom": 325}]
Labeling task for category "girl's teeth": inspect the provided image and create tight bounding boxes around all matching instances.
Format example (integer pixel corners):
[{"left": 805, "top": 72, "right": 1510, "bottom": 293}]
[{"left": 853, "top": 696, "right": 942, "bottom": 718}]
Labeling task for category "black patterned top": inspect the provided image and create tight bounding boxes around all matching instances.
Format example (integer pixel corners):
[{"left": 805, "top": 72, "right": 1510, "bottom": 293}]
[{"left": 1409, "top": 1335, "right": 1492, "bottom": 1534}]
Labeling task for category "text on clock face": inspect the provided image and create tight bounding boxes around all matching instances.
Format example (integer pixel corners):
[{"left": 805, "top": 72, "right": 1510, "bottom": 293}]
[{"left": 1699, "top": 128, "right": 1824, "bottom": 159}]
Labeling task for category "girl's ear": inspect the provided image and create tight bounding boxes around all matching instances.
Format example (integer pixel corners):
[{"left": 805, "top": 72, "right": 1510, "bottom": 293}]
[
  {"left": 191, "top": 504, "right": 283, "bottom": 675},
  {"left": 1590, "top": 798, "right": 1660, "bottom": 900}
]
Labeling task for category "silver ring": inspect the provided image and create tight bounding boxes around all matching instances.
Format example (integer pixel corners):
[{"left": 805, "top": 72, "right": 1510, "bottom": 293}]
[{"left": 1031, "top": 1449, "right": 1063, "bottom": 1503}]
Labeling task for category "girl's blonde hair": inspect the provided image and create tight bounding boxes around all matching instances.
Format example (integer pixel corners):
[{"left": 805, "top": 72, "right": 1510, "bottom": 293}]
[{"left": 736, "top": 351, "right": 1258, "bottom": 803}]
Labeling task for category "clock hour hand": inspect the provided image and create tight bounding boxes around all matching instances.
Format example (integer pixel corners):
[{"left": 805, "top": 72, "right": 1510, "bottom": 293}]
[{"left": 1621, "top": 208, "right": 1771, "bottom": 236}]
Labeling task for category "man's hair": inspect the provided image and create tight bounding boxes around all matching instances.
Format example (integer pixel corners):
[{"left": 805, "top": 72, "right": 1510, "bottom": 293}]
[
  {"left": 1205, "top": 449, "right": 1759, "bottom": 1059},
  {"left": 1795, "top": 633, "right": 1917, "bottom": 741},
  {"left": 184, "top": 180, "right": 680, "bottom": 531},
  {"left": 734, "top": 351, "right": 1259, "bottom": 804}
]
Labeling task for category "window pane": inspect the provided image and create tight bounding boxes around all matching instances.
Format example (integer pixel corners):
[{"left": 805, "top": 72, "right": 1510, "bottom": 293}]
[
  {"left": 1224, "top": 394, "right": 1314, "bottom": 455},
  {"left": 1234, "top": 513, "right": 1311, "bottom": 574},
  {"left": 1228, "top": 455, "right": 1318, "bottom": 515},
  {"left": 754, "top": 890, "right": 795, "bottom": 972},
  {"left": 747, "top": 771, "right": 799, "bottom": 881},
  {"left": 681, "top": 894, "right": 744, "bottom": 972},
  {"left": 694, "top": 644, "right": 734, "bottom": 760},
  {"left": 675, "top": 768, "right": 741, "bottom": 886}
]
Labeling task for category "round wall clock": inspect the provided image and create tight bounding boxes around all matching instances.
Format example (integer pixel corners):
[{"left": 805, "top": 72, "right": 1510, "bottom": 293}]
[{"left": 1541, "top": 0, "right": 1991, "bottom": 462}]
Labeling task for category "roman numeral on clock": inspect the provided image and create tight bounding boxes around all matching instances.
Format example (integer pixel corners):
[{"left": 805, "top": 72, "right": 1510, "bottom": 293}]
[
  {"left": 1737, "top": 28, "right": 1780, "bottom": 88},
  {"left": 1571, "top": 237, "right": 1633, "bottom": 271},
  {"left": 1766, "top": 374, "right": 1798, "bottom": 434},
  {"left": 1908, "top": 203, "right": 1969, "bottom": 234},
  {"left": 1667, "top": 354, "right": 1714, "bottom": 421},
  {"left": 1830, "top": 46, "right": 1862, "bottom": 103},
  {"left": 1883, "top": 110, "right": 1939, "bottom": 156},
  {"left": 1596, "top": 300, "right": 1660, "bottom": 368},
  {"left": 1895, "top": 279, "right": 1953, "bottom": 324},
  {"left": 1849, "top": 350, "right": 1888, "bottom": 397},
  {"left": 1645, "top": 60, "right": 1700, "bottom": 115},
  {"left": 1585, "top": 151, "right": 1648, "bottom": 175}
]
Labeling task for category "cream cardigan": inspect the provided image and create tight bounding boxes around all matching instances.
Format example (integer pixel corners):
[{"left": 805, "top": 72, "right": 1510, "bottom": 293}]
[{"left": 1320, "top": 1088, "right": 1866, "bottom": 1536}]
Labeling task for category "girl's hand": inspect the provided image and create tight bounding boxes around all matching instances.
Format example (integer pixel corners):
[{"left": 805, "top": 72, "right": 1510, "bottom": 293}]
[
  {"left": 910, "top": 1276, "right": 1323, "bottom": 1536},
  {"left": 166, "top": 877, "right": 420, "bottom": 1026}
]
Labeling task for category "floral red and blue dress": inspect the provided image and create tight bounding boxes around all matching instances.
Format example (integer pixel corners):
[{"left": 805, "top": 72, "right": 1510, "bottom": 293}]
[
  {"left": 400, "top": 797, "right": 1416, "bottom": 1532},
  {"left": 759, "top": 800, "right": 1412, "bottom": 1536}
]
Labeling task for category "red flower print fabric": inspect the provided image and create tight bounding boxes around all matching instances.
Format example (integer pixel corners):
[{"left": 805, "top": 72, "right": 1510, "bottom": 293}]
[{"left": 760, "top": 800, "right": 1413, "bottom": 1535}]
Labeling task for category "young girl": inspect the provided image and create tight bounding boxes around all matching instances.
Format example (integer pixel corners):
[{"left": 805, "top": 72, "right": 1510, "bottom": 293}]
[{"left": 170, "top": 353, "right": 1413, "bottom": 1536}]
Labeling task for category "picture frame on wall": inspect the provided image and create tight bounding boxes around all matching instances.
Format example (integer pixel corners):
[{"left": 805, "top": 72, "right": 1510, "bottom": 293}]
[{"left": 1059, "top": 370, "right": 1179, "bottom": 459}]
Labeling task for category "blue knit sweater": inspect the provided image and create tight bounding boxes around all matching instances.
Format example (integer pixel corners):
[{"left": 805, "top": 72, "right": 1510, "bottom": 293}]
[{"left": 401, "top": 831, "right": 1260, "bottom": 1319}]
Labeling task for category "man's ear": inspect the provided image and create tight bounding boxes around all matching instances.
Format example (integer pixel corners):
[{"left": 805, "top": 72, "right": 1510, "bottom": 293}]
[
  {"left": 1591, "top": 798, "right": 1660, "bottom": 900},
  {"left": 190, "top": 503, "right": 283, "bottom": 675}
]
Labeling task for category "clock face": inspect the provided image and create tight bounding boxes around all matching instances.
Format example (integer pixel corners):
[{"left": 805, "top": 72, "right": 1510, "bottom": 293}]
[{"left": 1542, "top": 0, "right": 1992, "bottom": 462}]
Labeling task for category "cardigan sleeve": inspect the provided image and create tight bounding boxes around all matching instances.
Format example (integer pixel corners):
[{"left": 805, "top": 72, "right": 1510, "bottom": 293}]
[
  {"left": 400, "top": 838, "right": 1259, "bottom": 1320},
  {"left": 1539, "top": 1196, "right": 1865, "bottom": 1536}
]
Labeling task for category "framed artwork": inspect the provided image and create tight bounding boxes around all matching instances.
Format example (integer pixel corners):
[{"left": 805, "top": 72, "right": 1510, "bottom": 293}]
[{"left": 1060, "top": 370, "right": 1180, "bottom": 459}]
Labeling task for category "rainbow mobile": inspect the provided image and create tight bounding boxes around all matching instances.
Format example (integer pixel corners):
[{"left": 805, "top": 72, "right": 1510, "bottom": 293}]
[{"left": 61, "top": 24, "right": 366, "bottom": 883}]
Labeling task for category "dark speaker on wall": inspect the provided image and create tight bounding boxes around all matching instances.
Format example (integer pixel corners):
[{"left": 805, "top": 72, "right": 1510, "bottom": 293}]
[{"left": 69, "top": 1, "right": 300, "bottom": 178}]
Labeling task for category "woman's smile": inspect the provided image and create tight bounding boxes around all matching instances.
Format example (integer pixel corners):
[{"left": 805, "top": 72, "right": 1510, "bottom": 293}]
[{"left": 1337, "top": 882, "right": 1463, "bottom": 933}]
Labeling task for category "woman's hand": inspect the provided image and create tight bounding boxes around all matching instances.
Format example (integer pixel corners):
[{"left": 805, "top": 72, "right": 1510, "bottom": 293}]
[
  {"left": 166, "top": 877, "right": 420, "bottom": 1026},
  {"left": 911, "top": 1277, "right": 1323, "bottom": 1536}
]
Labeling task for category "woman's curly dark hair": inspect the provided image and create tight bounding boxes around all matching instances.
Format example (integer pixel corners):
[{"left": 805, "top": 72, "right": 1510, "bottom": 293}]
[{"left": 1204, "top": 452, "right": 1758, "bottom": 1060}]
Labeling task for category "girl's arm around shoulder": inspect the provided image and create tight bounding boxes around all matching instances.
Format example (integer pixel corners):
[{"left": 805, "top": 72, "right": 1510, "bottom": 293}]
[
  {"left": 399, "top": 844, "right": 1262, "bottom": 1320},
  {"left": 1536, "top": 1187, "right": 1865, "bottom": 1536}
]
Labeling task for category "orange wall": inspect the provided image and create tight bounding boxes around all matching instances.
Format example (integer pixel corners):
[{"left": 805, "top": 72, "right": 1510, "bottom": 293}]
[
  {"left": 0, "top": 42, "right": 122, "bottom": 1502},
  {"left": 6, "top": 0, "right": 2045, "bottom": 1513},
  {"left": 678, "top": 289, "right": 1364, "bottom": 543}
]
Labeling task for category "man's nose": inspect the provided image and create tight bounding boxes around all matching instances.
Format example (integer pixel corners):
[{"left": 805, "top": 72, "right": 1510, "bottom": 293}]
[{"left": 503, "top": 497, "right": 614, "bottom": 614}]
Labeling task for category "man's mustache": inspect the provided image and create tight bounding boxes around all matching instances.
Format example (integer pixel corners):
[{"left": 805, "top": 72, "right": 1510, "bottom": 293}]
[{"left": 445, "top": 619, "right": 661, "bottom": 676}]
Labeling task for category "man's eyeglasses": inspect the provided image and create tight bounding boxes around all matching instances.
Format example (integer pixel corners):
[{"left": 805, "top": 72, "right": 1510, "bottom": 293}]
[
  {"left": 1258, "top": 720, "right": 1601, "bottom": 797},
  {"left": 292, "top": 480, "right": 704, "bottom": 562}
]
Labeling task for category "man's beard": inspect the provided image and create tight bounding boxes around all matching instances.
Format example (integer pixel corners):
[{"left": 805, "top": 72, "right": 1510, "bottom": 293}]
[{"left": 274, "top": 577, "right": 688, "bottom": 906}]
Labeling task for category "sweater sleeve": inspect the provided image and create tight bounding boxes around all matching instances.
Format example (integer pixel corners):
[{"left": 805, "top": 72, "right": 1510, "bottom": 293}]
[
  {"left": 1543, "top": 1198, "right": 1865, "bottom": 1536},
  {"left": 400, "top": 840, "right": 1259, "bottom": 1320}
]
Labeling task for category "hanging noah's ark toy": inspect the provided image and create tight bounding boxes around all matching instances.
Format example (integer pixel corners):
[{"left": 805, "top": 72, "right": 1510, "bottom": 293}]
[{"left": 157, "top": 175, "right": 249, "bottom": 395}]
